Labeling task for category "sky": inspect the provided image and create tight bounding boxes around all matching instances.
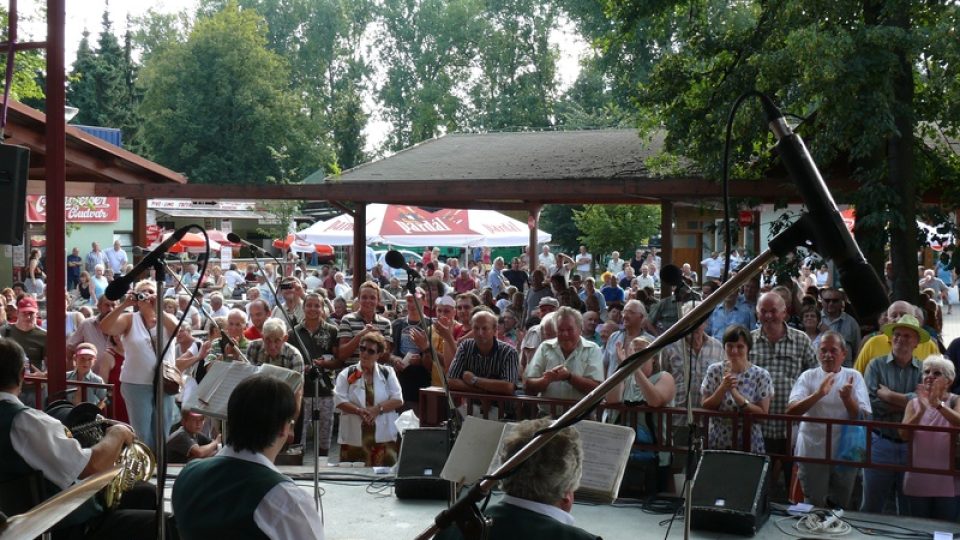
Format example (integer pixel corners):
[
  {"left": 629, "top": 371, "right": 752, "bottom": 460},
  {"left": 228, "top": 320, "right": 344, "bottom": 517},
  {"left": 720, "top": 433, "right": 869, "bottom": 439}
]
[{"left": 17, "top": 0, "right": 587, "bottom": 151}]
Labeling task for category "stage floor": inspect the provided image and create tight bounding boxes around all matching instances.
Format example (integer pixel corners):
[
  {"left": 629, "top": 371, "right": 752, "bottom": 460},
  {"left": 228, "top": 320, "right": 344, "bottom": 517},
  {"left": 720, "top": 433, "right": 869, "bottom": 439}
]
[{"left": 163, "top": 458, "right": 960, "bottom": 540}]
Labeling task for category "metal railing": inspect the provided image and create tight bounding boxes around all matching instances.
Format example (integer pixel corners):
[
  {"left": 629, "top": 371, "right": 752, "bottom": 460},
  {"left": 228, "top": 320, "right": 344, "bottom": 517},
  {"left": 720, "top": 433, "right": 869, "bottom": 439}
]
[
  {"left": 23, "top": 374, "right": 116, "bottom": 419},
  {"left": 419, "top": 386, "right": 960, "bottom": 476}
]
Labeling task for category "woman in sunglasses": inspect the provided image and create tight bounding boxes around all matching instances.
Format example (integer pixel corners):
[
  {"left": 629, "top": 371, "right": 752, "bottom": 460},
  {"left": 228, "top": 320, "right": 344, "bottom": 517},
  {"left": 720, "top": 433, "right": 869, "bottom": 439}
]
[
  {"left": 899, "top": 355, "right": 960, "bottom": 520},
  {"left": 333, "top": 332, "right": 403, "bottom": 466}
]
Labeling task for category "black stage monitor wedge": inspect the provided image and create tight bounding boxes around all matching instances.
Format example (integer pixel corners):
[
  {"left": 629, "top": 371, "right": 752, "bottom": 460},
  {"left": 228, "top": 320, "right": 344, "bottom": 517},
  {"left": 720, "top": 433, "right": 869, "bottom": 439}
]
[
  {"left": 691, "top": 450, "right": 770, "bottom": 536},
  {"left": 395, "top": 428, "right": 451, "bottom": 500},
  {"left": 0, "top": 143, "right": 29, "bottom": 246}
]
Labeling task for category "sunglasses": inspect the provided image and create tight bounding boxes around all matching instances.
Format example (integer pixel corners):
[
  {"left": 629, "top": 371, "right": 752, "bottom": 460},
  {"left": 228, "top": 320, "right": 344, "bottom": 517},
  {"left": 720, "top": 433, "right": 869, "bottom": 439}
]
[{"left": 358, "top": 346, "right": 380, "bottom": 355}]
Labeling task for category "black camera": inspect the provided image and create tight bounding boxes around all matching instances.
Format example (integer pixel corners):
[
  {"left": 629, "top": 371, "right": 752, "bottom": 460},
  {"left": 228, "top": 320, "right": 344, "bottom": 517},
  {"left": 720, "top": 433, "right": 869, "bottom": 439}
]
[{"left": 279, "top": 283, "right": 293, "bottom": 291}]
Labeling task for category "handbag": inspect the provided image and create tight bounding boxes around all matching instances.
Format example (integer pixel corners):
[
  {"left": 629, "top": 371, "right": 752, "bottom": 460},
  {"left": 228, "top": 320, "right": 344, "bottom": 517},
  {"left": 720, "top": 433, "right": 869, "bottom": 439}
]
[
  {"left": 162, "top": 363, "right": 183, "bottom": 395},
  {"left": 143, "top": 312, "right": 182, "bottom": 395}
]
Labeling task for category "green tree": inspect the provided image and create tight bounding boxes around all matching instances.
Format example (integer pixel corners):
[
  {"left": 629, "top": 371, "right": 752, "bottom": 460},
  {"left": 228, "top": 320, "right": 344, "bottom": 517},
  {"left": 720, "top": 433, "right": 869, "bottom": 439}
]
[
  {"left": 376, "top": 0, "right": 483, "bottom": 151},
  {"left": 137, "top": 3, "right": 332, "bottom": 184},
  {"left": 66, "top": 11, "right": 139, "bottom": 142},
  {"left": 539, "top": 204, "right": 583, "bottom": 254},
  {"left": 573, "top": 204, "right": 660, "bottom": 266},
  {"left": 465, "top": 0, "right": 559, "bottom": 130},
  {"left": 200, "top": 0, "right": 373, "bottom": 170},
  {"left": 0, "top": 9, "right": 46, "bottom": 103},
  {"left": 591, "top": 0, "right": 960, "bottom": 303}
]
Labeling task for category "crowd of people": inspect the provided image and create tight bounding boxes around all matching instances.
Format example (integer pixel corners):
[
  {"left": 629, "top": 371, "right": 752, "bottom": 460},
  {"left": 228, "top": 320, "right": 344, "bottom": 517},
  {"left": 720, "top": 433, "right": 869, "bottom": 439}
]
[{"left": 3, "top": 239, "right": 960, "bottom": 537}]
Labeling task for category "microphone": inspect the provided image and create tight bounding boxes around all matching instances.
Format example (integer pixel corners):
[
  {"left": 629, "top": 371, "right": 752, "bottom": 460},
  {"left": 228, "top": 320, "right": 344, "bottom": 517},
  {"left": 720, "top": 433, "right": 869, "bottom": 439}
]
[
  {"left": 384, "top": 250, "right": 421, "bottom": 279},
  {"left": 659, "top": 264, "right": 684, "bottom": 288},
  {"left": 226, "top": 232, "right": 267, "bottom": 253},
  {"left": 104, "top": 225, "right": 190, "bottom": 300},
  {"left": 760, "top": 94, "right": 889, "bottom": 320}
]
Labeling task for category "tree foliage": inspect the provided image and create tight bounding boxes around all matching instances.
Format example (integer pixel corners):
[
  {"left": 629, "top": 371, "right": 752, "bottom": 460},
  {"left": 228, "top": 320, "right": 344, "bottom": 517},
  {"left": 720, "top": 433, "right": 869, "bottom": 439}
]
[
  {"left": 539, "top": 204, "right": 583, "bottom": 254},
  {"left": 66, "top": 11, "right": 140, "bottom": 144},
  {"left": 0, "top": 9, "right": 46, "bottom": 103},
  {"left": 136, "top": 3, "right": 332, "bottom": 184},
  {"left": 585, "top": 0, "right": 960, "bottom": 303},
  {"left": 572, "top": 204, "right": 660, "bottom": 262}
]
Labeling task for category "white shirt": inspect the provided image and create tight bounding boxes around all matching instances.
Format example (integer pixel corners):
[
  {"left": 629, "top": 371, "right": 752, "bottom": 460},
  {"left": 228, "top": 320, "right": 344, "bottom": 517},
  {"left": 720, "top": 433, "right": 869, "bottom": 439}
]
[
  {"left": 2, "top": 392, "right": 92, "bottom": 489},
  {"left": 501, "top": 494, "right": 576, "bottom": 526},
  {"left": 635, "top": 275, "right": 656, "bottom": 290},
  {"left": 526, "top": 337, "right": 604, "bottom": 401},
  {"left": 104, "top": 247, "right": 128, "bottom": 274},
  {"left": 538, "top": 252, "right": 555, "bottom": 273},
  {"left": 607, "top": 258, "right": 625, "bottom": 273},
  {"left": 576, "top": 252, "right": 592, "bottom": 274},
  {"left": 216, "top": 446, "right": 324, "bottom": 539},
  {"left": 787, "top": 367, "right": 871, "bottom": 459},
  {"left": 224, "top": 270, "right": 246, "bottom": 290},
  {"left": 701, "top": 256, "right": 725, "bottom": 278}
]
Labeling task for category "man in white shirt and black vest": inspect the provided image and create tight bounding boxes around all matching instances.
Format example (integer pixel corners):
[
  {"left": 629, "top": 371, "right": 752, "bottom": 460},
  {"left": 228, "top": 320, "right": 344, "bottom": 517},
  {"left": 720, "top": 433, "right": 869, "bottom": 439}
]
[{"left": 173, "top": 375, "right": 324, "bottom": 539}]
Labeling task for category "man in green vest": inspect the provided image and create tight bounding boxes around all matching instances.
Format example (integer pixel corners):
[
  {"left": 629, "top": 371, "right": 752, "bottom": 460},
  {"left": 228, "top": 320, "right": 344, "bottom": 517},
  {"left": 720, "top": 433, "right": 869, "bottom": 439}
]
[
  {"left": 173, "top": 375, "right": 324, "bottom": 539},
  {"left": 0, "top": 338, "right": 165, "bottom": 539}
]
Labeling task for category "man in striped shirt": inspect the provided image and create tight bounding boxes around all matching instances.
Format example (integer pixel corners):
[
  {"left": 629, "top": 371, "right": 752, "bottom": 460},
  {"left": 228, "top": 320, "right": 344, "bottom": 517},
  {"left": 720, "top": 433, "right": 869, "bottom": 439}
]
[{"left": 448, "top": 310, "right": 520, "bottom": 396}]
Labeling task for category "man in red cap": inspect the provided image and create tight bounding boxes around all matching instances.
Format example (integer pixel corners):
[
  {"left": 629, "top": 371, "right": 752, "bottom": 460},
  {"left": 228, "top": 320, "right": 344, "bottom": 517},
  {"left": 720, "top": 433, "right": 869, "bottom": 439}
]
[{"left": 2, "top": 296, "right": 46, "bottom": 407}]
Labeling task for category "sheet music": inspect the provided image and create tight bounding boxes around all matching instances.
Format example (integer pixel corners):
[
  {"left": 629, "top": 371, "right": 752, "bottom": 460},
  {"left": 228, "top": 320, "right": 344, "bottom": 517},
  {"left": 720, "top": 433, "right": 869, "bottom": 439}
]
[
  {"left": 441, "top": 417, "right": 507, "bottom": 484},
  {"left": 193, "top": 362, "right": 258, "bottom": 418},
  {"left": 574, "top": 420, "right": 634, "bottom": 500}
]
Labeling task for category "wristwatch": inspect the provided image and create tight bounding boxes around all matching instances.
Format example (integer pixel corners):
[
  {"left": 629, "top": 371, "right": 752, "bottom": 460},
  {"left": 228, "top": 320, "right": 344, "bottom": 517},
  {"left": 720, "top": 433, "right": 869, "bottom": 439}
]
[
  {"left": 378, "top": 405, "right": 384, "bottom": 414},
  {"left": 471, "top": 376, "right": 480, "bottom": 387},
  {"left": 937, "top": 401, "right": 946, "bottom": 411}
]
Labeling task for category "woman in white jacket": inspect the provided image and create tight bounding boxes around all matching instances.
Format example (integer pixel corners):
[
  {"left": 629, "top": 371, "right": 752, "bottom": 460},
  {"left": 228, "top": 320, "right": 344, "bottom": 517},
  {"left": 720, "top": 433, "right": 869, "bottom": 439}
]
[{"left": 334, "top": 332, "right": 403, "bottom": 465}]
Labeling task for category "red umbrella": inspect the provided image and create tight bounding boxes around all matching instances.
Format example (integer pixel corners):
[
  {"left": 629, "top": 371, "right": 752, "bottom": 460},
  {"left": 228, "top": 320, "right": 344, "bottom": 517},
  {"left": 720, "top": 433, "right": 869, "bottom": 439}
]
[
  {"left": 206, "top": 229, "right": 242, "bottom": 248},
  {"left": 273, "top": 234, "right": 334, "bottom": 256},
  {"left": 151, "top": 231, "right": 221, "bottom": 253}
]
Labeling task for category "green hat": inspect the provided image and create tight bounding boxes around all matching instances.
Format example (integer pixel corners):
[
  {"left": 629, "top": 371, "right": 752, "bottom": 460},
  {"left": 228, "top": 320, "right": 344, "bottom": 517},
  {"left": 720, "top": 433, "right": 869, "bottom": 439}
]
[{"left": 881, "top": 314, "right": 930, "bottom": 344}]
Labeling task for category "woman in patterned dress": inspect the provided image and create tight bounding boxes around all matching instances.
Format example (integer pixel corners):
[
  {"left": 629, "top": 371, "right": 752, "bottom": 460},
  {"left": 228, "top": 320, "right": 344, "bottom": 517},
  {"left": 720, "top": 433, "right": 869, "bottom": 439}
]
[
  {"left": 701, "top": 325, "right": 774, "bottom": 453},
  {"left": 334, "top": 332, "right": 403, "bottom": 466}
]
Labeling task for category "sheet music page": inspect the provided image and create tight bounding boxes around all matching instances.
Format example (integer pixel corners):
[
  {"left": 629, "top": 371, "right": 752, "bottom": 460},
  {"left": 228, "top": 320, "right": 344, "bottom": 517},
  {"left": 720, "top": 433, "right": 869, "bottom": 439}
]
[
  {"left": 257, "top": 363, "right": 303, "bottom": 391},
  {"left": 574, "top": 420, "right": 634, "bottom": 499},
  {"left": 441, "top": 417, "right": 507, "bottom": 484},
  {"left": 188, "top": 362, "right": 258, "bottom": 418}
]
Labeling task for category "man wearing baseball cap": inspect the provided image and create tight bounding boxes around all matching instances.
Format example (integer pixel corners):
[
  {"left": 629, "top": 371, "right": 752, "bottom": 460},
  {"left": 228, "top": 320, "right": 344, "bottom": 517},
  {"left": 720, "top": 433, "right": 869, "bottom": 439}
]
[
  {"left": 2, "top": 296, "right": 46, "bottom": 407},
  {"left": 862, "top": 313, "right": 929, "bottom": 514},
  {"left": 66, "top": 342, "right": 107, "bottom": 409}
]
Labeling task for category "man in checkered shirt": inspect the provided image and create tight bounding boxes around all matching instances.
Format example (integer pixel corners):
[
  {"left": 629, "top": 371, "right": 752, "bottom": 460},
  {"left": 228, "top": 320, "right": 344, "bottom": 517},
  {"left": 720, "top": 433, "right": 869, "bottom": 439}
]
[{"left": 750, "top": 291, "right": 817, "bottom": 488}]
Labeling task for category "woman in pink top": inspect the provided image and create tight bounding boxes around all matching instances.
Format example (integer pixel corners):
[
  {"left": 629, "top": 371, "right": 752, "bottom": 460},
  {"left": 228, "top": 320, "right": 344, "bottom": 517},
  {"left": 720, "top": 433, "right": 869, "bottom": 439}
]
[{"left": 899, "top": 355, "right": 960, "bottom": 520}]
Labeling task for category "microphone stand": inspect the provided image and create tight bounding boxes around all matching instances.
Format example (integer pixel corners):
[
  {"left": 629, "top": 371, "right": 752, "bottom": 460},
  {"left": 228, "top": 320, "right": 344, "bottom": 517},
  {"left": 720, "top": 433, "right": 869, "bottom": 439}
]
[
  {"left": 415, "top": 240, "right": 795, "bottom": 540},
  {"left": 393, "top": 260, "right": 462, "bottom": 507},
  {"left": 244, "top": 241, "right": 330, "bottom": 508},
  {"left": 152, "top": 256, "right": 250, "bottom": 365}
]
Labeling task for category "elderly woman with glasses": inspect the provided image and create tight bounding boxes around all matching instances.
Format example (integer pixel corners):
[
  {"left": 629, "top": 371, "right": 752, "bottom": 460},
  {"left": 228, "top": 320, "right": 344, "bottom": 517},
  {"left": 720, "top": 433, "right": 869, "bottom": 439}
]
[
  {"left": 898, "top": 355, "right": 960, "bottom": 520},
  {"left": 334, "top": 332, "right": 403, "bottom": 466}
]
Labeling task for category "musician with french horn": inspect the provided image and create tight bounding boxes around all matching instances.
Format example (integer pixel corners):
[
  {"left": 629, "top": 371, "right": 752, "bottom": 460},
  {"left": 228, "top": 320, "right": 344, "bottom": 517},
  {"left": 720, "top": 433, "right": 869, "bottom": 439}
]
[{"left": 0, "top": 338, "right": 171, "bottom": 539}]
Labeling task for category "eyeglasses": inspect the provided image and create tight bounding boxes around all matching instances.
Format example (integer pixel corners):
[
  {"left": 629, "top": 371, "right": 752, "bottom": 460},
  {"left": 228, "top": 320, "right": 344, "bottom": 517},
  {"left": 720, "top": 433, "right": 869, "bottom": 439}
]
[
  {"left": 923, "top": 369, "right": 945, "bottom": 378},
  {"left": 358, "top": 346, "right": 380, "bottom": 355},
  {"left": 822, "top": 298, "right": 842, "bottom": 303}
]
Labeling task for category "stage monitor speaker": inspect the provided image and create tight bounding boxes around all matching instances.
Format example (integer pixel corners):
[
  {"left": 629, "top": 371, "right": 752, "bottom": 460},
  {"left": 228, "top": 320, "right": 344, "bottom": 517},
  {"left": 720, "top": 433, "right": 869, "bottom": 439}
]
[
  {"left": 395, "top": 427, "right": 451, "bottom": 500},
  {"left": 690, "top": 450, "right": 770, "bottom": 536},
  {"left": 0, "top": 143, "right": 29, "bottom": 246}
]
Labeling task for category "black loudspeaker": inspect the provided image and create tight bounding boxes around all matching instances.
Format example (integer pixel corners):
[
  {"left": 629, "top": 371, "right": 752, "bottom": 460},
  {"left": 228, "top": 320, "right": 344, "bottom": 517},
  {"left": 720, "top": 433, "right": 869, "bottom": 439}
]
[
  {"left": 0, "top": 143, "right": 29, "bottom": 246},
  {"left": 395, "top": 428, "right": 451, "bottom": 500},
  {"left": 691, "top": 450, "right": 770, "bottom": 536}
]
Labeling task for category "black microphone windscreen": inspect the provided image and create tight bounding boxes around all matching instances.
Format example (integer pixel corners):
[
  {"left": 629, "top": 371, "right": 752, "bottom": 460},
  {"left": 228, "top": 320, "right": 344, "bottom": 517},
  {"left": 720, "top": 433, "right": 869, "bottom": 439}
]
[
  {"left": 384, "top": 250, "right": 408, "bottom": 270},
  {"left": 837, "top": 261, "right": 889, "bottom": 321},
  {"left": 659, "top": 264, "right": 684, "bottom": 287},
  {"left": 226, "top": 232, "right": 242, "bottom": 244}
]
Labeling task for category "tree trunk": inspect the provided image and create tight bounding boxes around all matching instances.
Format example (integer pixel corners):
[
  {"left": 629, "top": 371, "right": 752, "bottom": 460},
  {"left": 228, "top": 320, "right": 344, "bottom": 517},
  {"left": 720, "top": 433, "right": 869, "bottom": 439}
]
[{"left": 886, "top": 9, "right": 920, "bottom": 305}]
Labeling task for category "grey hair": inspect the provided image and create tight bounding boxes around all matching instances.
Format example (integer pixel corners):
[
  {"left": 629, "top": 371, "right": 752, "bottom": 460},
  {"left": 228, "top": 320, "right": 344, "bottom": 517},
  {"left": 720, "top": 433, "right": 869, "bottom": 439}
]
[
  {"left": 499, "top": 418, "right": 583, "bottom": 504},
  {"left": 818, "top": 330, "right": 847, "bottom": 353},
  {"left": 555, "top": 306, "right": 583, "bottom": 329},
  {"left": 540, "top": 311, "right": 558, "bottom": 334},
  {"left": 623, "top": 299, "right": 647, "bottom": 316},
  {"left": 261, "top": 317, "right": 288, "bottom": 338},
  {"left": 923, "top": 355, "right": 956, "bottom": 382}
]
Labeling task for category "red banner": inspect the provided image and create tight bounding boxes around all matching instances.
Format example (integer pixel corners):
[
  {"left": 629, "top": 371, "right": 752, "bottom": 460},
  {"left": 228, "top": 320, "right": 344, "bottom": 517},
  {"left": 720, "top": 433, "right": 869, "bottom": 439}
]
[
  {"left": 26, "top": 196, "right": 120, "bottom": 223},
  {"left": 380, "top": 206, "right": 471, "bottom": 236}
]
